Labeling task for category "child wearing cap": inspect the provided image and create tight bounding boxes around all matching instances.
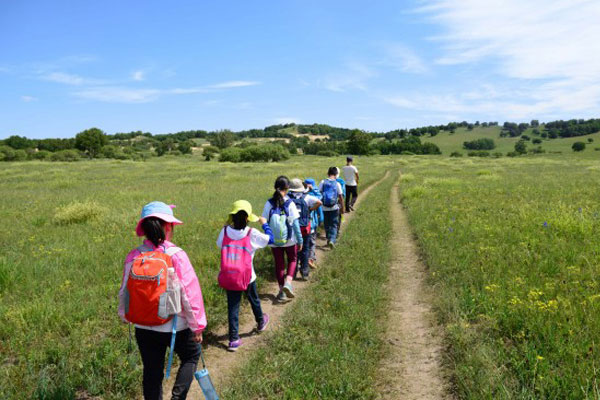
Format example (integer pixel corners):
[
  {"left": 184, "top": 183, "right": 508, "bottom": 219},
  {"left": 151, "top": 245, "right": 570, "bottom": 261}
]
[
  {"left": 288, "top": 178, "right": 322, "bottom": 279},
  {"left": 216, "top": 200, "right": 274, "bottom": 352},
  {"left": 118, "top": 201, "right": 206, "bottom": 399}
]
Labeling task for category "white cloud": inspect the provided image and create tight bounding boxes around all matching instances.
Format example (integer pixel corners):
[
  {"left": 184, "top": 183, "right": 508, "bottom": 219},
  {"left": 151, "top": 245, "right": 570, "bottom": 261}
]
[
  {"left": 42, "top": 72, "right": 105, "bottom": 85},
  {"left": 21, "top": 95, "right": 38, "bottom": 102},
  {"left": 323, "top": 62, "right": 376, "bottom": 92},
  {"left": 131, "top": 70, "right": 145, "bottom": 81},
  {"left": 73, "top": 87, "right": 161, "bottom": 103},
  {"left": 209, "top": 80, "right": 260, "bottom": 89},
  {"left": 379, "top": 43, "right": 428, "bottom": 74},
  {"left": 418, "top": 0, "right": 600, "bottom": 117}
]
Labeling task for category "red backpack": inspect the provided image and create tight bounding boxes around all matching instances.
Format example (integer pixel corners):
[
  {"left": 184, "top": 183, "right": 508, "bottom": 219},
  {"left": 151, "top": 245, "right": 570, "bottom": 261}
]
[
  {"left": 125, "top": 245, "right": 182, "bottom": 326},
  {"left": 218, "top": 227, "right": 253, "bottom": 291}
]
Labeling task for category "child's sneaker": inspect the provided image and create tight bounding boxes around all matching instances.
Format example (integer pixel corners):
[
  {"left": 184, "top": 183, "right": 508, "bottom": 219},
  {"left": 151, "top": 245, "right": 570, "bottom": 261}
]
[
  {"left": 228, "top": 339, "right": 242, "bottom": 352},
  {"left": 328, "top": 241, "right": 336, "bottom": 249},
  {"left": 258, "top": 314, "right": 270, "bottom": 332},
  {"left": 283, "top": 282, "right": 295, "bottom": 298},
  {"left": 276, "top": 290, "right": 288, "bottom": 302}
]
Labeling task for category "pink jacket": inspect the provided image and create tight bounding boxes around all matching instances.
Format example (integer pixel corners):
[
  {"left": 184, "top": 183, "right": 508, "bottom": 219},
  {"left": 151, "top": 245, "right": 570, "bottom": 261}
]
[{"left": 118, "top": 240, "right": 207, "bottom": 333}]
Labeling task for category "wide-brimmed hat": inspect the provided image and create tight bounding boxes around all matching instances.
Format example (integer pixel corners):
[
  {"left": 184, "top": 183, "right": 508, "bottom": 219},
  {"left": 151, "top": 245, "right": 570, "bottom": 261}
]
[
  {"left": 228, "top": 200, "right": 259, "bottom": 222},
  {"left": 289, "top": 178, "right": 306, "bottom": 193},
  {"left": 135, "top": 201, "right": 183, "bottom": 236}
]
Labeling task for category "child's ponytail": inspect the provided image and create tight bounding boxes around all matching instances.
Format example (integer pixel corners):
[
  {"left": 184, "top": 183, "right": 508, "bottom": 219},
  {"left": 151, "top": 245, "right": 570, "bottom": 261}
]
[
  {"left": 272, "top": 176, "right": 290, "bottom": 208},
  {"left": 140, "top": 217, "right": 166, "bottom": 247}
]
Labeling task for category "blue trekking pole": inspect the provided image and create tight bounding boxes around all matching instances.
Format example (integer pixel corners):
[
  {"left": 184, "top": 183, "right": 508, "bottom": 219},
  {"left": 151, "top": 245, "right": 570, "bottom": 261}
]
[
  {"left": 195, "top": 346, "right": 219, "bottom": 399},
  {"left": 165, "top": 314, "right": 177, "bottom": 378}
]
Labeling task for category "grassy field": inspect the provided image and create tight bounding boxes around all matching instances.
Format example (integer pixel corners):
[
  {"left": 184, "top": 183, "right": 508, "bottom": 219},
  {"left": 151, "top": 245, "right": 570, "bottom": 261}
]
[
  {"left": 399, "top": 155, "right": 600, "bottom": 399},
  {"left": 222, "top": 171, "right": 395, "bottom": 399},
  {"left": 425, "top": 126, "right": 600, "bottom": 157},
  {"left": 0, "top": 155, "right": 394, "bottom": 399}
]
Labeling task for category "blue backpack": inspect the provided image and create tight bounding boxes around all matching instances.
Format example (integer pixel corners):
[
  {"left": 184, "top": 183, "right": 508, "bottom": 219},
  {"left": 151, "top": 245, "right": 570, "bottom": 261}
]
[
  {"left": 322, "top": 180, "right": 338, "bottom": 207},
  {"left": 290, "top": 193, "right": 310, "bottom": 227},
  {"left": 268, "top": 198, "right": 292, "bottom": 246},
  {"left": 308, "top": 188, "right": 324, "bottom": 228}
]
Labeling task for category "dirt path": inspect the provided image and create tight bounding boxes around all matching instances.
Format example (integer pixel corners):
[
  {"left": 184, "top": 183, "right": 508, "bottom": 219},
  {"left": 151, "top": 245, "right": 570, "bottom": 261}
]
[
  {"left": 376, "top": 174, "right": 450, "bottom": 400},
  {"left": 162, "top": 171, "right": 390, "bottom": 398}
]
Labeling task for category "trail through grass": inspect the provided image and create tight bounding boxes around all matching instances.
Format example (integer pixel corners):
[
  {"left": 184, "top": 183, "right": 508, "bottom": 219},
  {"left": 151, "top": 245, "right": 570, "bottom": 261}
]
[{"left": 221, "top": 171, "right": 395, "bottom": 399}]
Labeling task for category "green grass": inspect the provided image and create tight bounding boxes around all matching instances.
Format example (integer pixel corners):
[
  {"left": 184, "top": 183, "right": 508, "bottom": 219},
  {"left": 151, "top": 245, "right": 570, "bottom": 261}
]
[
  {"left": 400, "top": 155, "right": 600, "bottom": 399},
  {"left": 425, "top": 126, "right": 600, "bottom": 157},
  {"left": 0, "top": 154, "right": 394, "bottom": 399},
  {"left": 222, "top": 171, "right": 395, "bottom": 399}
]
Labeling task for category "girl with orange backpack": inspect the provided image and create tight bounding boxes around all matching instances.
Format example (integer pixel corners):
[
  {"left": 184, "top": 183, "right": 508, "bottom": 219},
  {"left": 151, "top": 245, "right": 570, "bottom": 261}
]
[
  {"left": 118, "top": 201, "right": 206, "bottom": 400},
  {"left": 216, "top": 200, "right": 274, "bottom": 352}
]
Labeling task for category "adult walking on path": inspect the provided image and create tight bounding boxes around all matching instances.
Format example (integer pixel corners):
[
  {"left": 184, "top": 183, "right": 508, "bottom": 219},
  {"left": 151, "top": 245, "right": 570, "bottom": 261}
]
[
  {"left": 319, "top": 167, "right": 345, "bottom": 249},
  {"left": 342, "top": 156, "right": 359, "bottom": 211}
]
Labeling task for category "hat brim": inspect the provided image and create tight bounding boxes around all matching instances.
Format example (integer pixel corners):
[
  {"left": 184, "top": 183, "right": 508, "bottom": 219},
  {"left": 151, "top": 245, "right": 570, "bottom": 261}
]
[
  {"left": 229, "top": 210, "right": 260, "bottom": 223},
  {"left": 136, "top": 213, "right": 183, "bottom": 236},
  {"left": 289, "top": 187, "right": 305, "bottom": 192}
]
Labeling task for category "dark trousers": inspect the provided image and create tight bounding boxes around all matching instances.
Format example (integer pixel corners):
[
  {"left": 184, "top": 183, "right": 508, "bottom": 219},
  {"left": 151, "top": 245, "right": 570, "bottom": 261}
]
[
  {"left": 135, "top": 327, "right": 200, "bottom": 400},
  {"left": 296, "top": 234, "right": 310, "bottom": 278},
  {"left": 227, "top": 280, "right": 264, "bottom": 342},
  {"left": 323, "top": 210, "right": 340, "bottom": 244},
  {"left": 346, "top": 185, "right": 358, "bottom": 209}
]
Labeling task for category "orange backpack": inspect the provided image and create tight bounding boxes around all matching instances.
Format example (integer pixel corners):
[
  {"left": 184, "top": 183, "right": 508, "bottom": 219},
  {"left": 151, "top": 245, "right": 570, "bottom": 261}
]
[{"left": 125, "top": 245, "right": 182, "bottom": 326}]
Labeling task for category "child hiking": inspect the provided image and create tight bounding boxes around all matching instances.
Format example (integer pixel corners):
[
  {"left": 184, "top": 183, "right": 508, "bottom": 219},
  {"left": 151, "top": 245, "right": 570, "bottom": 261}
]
[
  {"left": 304, "top": 178, "right": 324, "bottom": 269},
  {"left": 118, "top": 201, "right": 206, "bottom": 400},
  {"left": 262, "top": 176, "right": 303, "bottom": 302},
  {"left": 216, "top": 200, "right": 273, "bottom": 352},
  {"left": 319, "top": 167, "right": 345, "bottom": 249},
  {"left": 288, "top": 178, "right": 322, "bottom": 280},
  {"left": 334, "top": 167, "right": 346, "bottom": 240}
]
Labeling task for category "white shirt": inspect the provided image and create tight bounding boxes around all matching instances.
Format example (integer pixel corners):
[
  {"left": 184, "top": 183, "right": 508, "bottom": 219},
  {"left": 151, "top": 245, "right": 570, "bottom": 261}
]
[
  {"left": 318, "top": 179, "right": 344, "bottom": 211},
  {"left": 289, "top": 192, "right": 320, "bottom": 209},
  {"left": 216, "top": 226, "right": 271, "bottom": 283},
  {"left": 342, "top": 165, "right": 359, "bottom": 186},
  {"left": 261, "top": 196, "right": 300, "bottom": 247}
]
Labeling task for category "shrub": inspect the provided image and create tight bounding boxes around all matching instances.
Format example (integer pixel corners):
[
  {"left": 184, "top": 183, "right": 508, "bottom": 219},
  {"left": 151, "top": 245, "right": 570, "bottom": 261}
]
[
  {"left": 203, "top": 145, "right": 220, "bottom": 161},
  {"left": 572, "top": 142, "right": 586, "bottom": 152},
  {"left": 219, "top": 147, "right": 243, "bottom": 162},
  {"left": 316, "top": 150, "right": 339, "bottom": 157},
  {"left": 467, "top": 151, "right": 490, "bottom": 157},
  {"left": 588, "top": 138, "right": 594, "bottom": 143},
  {"left": 507, "top": 151, "right": 519, "bottom": 157},
  {"left": 32, "top": 150, "right": 51, "bottom": 160},
  {"left": 450, "top": 151, "right": 463, "bottom": 157},
  {"left": 514, "top": 140, "right": 527, "bottom": 154},
  {"left": 0, "top": 145, "right": 16, "bottom": 161},
  {"left": 521, "top": 135, "right": 531, "bottom": 141},
  {"left": 12, "top": 150, "right": 28, "bottom": 161},
  {"left": 532, "top": 138, "right": 542, "bottom": 144},
  {"left": 54, "top": 201, "right": 107, "bottom": 224},
  {"left": 463, "top": 138, "right": 495, "bottom": 150},
  {"left": 50, "top": 150, "right": 81, "bottom": 162},
  {"left": 492, "top": 152, "right": 503, "bottom": 158},
  {"left": 530, "top": 146, "right": 545, "bottom": 154}
]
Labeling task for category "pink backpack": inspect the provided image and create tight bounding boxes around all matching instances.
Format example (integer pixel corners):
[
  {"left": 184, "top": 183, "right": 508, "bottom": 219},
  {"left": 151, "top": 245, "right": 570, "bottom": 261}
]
[{"left": 218, "top": 226, "right": 253, "bottom": 291}]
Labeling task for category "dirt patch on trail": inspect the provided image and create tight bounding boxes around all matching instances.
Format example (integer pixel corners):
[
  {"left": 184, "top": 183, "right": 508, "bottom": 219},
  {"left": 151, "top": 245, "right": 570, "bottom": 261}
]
[
  {"left": 376, "top": 174, "right": 451, "bottom": 400},
  {"left": 160, "top": 171, "right": 391, "bottom": 399}
]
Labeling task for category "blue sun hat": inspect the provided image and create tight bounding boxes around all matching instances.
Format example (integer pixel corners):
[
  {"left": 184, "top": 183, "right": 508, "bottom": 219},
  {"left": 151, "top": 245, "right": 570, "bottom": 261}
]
[
  {"left": 135, "top": 201, "right": 183, "bottom": 236},
  {"left": 304, "top": 178, "right": 316, "bottom": 188}
]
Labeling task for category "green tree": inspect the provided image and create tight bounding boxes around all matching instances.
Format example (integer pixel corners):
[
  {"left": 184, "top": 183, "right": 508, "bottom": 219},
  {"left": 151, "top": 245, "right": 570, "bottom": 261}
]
[
  {"left": 209, "top": 130, "right": 236, "bottom": 149},
  {"left": 4, "top": 135, "right": 36, "bottom": 149},
  {"left": 346, "top": 129, "right": 371, "bottom": 155},
  {"left": 514, "top": 140, "right": 527, "bottom": 154},
  {"left": 75, "top": 128, "right": 108, "bottom": 158},
  {"left": 572, "top": 142, "right": 586, "bottom": 152}
]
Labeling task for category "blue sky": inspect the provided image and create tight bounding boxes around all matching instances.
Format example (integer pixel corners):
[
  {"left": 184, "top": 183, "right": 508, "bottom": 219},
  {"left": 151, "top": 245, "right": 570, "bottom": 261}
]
[{"left": 1, "top": 0, "right": 599, "bottom": 139}]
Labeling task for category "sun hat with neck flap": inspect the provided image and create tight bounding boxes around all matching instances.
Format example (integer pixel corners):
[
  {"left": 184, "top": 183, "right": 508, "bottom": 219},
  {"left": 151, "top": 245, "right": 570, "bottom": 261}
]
[
  {"left": 289, "top": 178, "right": 306, "bottom": 193},
  {"left": 135, "top": 201, "right": 183, "bottom": 236}
]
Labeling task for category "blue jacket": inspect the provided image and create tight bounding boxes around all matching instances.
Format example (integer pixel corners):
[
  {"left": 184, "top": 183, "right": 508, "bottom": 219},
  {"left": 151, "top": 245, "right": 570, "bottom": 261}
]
[{"left": 307, "top": 187, "right": 324, "bottom": 231}]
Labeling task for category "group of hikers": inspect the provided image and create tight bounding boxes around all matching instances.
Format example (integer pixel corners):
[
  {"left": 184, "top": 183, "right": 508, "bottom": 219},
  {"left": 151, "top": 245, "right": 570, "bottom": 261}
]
[{"left": 118, "top": 158, "right": 359, "bottom": 399}]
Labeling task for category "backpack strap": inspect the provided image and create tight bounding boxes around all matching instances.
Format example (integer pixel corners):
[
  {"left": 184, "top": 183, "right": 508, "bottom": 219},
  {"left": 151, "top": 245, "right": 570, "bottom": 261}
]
[
  {"left": 137, "top": 244, "right": 153, "bottom": 253},
  {"left": 165, "top": 246, "right": 183, "bottom": 257}
]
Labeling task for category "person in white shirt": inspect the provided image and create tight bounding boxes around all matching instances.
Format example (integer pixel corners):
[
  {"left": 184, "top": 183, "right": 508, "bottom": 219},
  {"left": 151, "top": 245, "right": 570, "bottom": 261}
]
[
  {"left": 216, "top": 200, "right": 272, "bottom": 352},
  {"left": 318, "top": 167, "right": 345, "bottom": 249},
  {"left": 342, "top": 156, "right": 359, "bottom": 211}
]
